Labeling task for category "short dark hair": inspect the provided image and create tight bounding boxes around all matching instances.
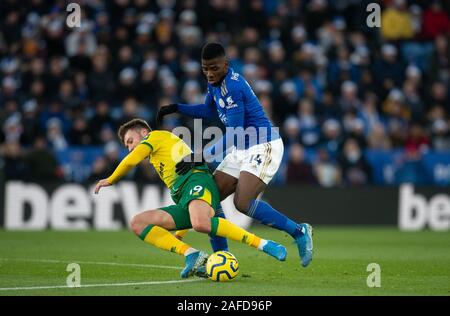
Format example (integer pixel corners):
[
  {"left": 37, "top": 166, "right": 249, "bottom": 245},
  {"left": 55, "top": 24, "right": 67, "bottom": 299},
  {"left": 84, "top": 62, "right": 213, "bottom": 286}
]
[
  {"left": 117, "top": 118, "right": 151, "bottom": 144},
  {"left": 201, "top": 42, "right": 226, "bottom": 60}
]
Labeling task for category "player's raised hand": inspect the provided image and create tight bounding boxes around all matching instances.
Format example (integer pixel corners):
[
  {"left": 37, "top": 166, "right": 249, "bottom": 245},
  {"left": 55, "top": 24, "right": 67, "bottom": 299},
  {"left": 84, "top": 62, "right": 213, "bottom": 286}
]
[
  {"left": 156, "top": 104, "right": 178, "bottom": 126},
  {"left": 94, "top": 178, "right": 112, "bottom": 194}
]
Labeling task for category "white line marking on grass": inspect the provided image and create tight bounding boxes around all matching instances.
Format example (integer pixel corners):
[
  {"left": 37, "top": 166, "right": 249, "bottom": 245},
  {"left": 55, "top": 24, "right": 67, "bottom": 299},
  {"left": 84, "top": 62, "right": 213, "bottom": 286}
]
[
  {"left": 0, "top": 258, "right": 181, "bottom": 270},
  {"left": 0, "top": 279, "right": 204, "bottom": 292}
]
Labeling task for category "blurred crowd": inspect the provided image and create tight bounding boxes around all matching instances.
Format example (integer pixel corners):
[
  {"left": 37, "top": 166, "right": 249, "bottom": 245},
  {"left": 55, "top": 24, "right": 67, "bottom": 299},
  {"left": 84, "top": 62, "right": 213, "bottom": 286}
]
[{"left": 0, "top": 0, "right": 450, "bottom": 186}]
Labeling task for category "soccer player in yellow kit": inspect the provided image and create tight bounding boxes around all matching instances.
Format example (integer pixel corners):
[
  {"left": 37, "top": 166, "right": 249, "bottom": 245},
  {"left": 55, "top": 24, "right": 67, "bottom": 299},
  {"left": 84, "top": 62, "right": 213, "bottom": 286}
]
[{"left": 94, "top": 119, "right": 287, "bottom": 278}]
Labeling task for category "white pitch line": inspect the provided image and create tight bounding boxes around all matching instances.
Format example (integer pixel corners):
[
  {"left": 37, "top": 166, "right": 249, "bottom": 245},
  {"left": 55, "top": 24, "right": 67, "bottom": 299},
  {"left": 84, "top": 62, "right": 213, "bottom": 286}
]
[
  {"left": 0, "top": 258, "right": 181, "bottom": 270},
  {"left": 0, "top": 279, "right": 204, "bottom": 292}
]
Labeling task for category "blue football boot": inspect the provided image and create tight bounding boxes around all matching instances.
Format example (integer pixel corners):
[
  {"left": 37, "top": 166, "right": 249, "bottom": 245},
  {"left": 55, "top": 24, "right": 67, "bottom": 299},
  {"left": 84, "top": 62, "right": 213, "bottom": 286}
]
[
  {"left": 295, "top": 223, "right": 314, "bottom": 267},
  {"left": 180, "top": 251, "right": 209, "bottom": 278},
  {"left": 263, "top": 240, "right": 287, "bottom": 261}
]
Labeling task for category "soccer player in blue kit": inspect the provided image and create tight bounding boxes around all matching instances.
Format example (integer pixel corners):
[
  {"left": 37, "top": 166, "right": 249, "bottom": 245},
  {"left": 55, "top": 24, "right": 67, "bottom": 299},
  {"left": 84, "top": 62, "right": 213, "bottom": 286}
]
[{"left": 157, "top": 42, "right": 313, "bottom": 267}]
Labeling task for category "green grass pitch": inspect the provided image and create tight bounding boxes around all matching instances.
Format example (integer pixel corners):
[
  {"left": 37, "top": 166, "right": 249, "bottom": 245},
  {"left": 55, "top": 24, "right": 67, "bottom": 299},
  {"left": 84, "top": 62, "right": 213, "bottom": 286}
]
[{"left": 1, "top": 226, "right": 449, "bottom": 296}]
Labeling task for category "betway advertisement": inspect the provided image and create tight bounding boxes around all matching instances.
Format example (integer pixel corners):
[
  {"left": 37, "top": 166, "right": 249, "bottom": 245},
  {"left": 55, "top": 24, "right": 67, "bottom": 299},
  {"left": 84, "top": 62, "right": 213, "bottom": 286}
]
[
  {"left": 0, "top": 181, "right": 448, "bottom": 231},
  {"left": 0, "top": 181, "right": 252, "bottom": 230}
]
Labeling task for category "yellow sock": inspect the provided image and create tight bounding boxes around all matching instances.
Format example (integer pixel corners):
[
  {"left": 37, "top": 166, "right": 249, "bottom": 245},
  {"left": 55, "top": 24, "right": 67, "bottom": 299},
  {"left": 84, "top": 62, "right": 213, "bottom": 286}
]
[
  {"left": 174, "top": 229, "right": 190, "bottom": 240},
  {"left": 210, "top": 217, "right": 263, "bottom": 249},
  {"left": 139, "top": 225, "right": 192, "bottom": 255}
]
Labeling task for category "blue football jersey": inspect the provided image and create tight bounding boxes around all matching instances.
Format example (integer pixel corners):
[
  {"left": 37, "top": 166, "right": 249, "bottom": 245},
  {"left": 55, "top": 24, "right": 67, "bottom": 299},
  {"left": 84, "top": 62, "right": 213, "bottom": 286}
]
[{"left": 206, "top": 68, "right": 279, "bottom": 149}]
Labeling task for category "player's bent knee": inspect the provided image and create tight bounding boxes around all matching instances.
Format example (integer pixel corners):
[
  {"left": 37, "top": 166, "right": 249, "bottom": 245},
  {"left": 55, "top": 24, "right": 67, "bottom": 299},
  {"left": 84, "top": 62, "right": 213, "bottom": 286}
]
[
  {"left": 130, "top": 215, "right": 145, "bottom": 236},
  {"left": 233, "top": 196, "right": 250, "bottom": 214},
  {"left": 190, "top": 218, "right": 211, "bottom": 234}
]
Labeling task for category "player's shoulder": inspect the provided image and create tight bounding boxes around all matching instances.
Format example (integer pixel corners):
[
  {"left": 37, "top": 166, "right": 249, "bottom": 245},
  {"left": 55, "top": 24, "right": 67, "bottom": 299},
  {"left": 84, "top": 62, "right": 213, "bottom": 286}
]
[
  {"left": 142, "top": 130, "right": 173, "bottom": 142},
  {"left": 224, "top": 68, "right": 243, "bottom": 87},
  {"left": 223, "top": 68, "right": 249, "bottom": 94}
]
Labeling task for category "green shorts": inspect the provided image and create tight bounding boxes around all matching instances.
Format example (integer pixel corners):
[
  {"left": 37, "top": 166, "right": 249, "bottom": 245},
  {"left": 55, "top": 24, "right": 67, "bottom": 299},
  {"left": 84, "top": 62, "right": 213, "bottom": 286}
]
[{"left": 160, "top": 169, "right": 221, "bottom": 230}]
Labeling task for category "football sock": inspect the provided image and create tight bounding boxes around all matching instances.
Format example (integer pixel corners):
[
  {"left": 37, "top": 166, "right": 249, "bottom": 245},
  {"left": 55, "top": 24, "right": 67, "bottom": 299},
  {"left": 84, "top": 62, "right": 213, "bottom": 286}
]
[
  {"left": 210, "top": 217, "right": 267, "bottom": 250},
  {"left": 248, "top": 199, "right": 303, "bottom": 239},
  {"left": 139, "top": 224, "right": 194, "bottom": 256},
  {"left": 209, "top": 210, "right": 229, "bottom": 252},
  {"left": 174, "top": 229, "right": 190, "bottom": 240}
]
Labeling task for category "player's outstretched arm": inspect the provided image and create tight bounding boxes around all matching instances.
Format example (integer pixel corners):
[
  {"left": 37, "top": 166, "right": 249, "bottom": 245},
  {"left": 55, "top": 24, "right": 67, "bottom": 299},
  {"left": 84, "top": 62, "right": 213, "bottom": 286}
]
[
  {"left": 94, "top": 143, "right": 151, "bottom": 194},
  {"left": 94, "top": 178, "right": 112, "bottom": 194},
  {"left": 157, "top": 92, "right": 216, "bottom": 125},
  {"left": 156, "top": 103, "right": 178, "bottom": 125}
]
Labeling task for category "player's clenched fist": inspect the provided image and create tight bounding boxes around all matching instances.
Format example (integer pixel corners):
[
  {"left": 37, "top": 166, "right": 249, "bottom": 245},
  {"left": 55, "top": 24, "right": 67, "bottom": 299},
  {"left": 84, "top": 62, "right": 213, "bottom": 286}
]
[
  {"left": 156, "top": 104, "right": 178, "bottom": 126},
  {"left": 94, "top": 178, "right": 112, "bottom": 194}
]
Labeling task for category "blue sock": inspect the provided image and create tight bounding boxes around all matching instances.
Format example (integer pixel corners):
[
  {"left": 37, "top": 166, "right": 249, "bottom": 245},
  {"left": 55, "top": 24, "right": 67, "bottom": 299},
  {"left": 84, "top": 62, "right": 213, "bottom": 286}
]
[
  {"left": 209, "top": 209, "right": 229, "bottom": 252},
  {"left": 248, "top": 199, "right": 302, "bottom": 239}
]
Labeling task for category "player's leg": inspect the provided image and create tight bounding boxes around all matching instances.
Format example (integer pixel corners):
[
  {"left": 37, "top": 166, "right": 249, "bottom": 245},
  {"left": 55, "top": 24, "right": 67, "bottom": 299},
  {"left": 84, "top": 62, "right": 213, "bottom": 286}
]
[
  {"left": 234, "top": 139, "right": 313, "bottom": 267},
  {"left": 198, "top": 159, "right": 240, "bottom": 252},
  {"left": 213, "top": 170, "right": 238, "bottom": 201},
  {"left": 171, "top": 171, "right": 237, "bottom": 251},
  {"left": 198, "top": 162, "right": 238, "bottom": 252},
  {"left": 173, "top": 215, "right": 229, "bottom": 252},
  {"left": 233, "top": 171, "right": 313, "bottom": 267},
  {"left": 233, "top": 171, "right": 302, "bottom": 237},
  {"left": 188, "top": 199, "right": 286, "bottom": 261},
  {"left": 208, "top": 208, "right": 229, "bottom": 252},
  {"left": 130, "top": 208, "right": 207, "bottom": 278},
  {"left": 174, "top": 229, "right": 189, "bottom": 240}
]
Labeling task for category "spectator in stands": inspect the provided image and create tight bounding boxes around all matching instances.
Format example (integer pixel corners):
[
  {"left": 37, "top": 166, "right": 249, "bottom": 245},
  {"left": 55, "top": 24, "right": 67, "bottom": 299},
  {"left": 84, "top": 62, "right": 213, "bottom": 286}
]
[
  {"left": 25, "top": 136, "right": 62, "bottom": 181},
  {"left": 317, "top": 90, "right": 342, "bottom": 120},
  {"left": 69, "top": 116, "right": 92, "bottom": 146},
  {"left": 430, "top": 119, "right": 450, "bottom": 151},
  {"left": 283, "top": 116, "right": 301, "bottom": 147},
  {"left": 89, "top": 50, "right": 115, "bottom": 102},
  {"left": 345, "top": 118, "right": 368, "bottom": 150},
  {"left": 404, "top": 123, "right": 431, "bottom": 156},
  {"left": 104, "top": 141, "right": 122, "bottom": 174},
  {"left": 88, "top": 100, "right": 116, "bottom": 145},
  {"left": 297, "top": 98, "right": 320, "bottom": 148},
  {"left": 422, "top": 0, "right": 450, "bottom": 40},
  {"left": 428, "top": 81, "right": 449, "bottom": 110},
  {"left": 39, "top": 99, "right": 70, "bottom": 133},
  {"left": 338, "top": 138, "right": 372, "bottom": 186},
  {"left": 20, "top": 99, "right": 42, "bottom": 146},
  {"left": 58, "top": 79, "right": 80, "bottom": 110},
  {"left": 367, "top": 123, "right": 393, "bottom": 150},
  {"left": 0, "top": 141, "right": 28, "bottom": 180},
  {"left": 116, "top": 96, "right": 142, "bottom": 127},
  {"left": 46, "top": 57, "right": 69, "bottom": 99},
  {"left": 276, "top": 81, "right": 299, "bottom": 122},
  {"left": 116, "top": 67, "right": 139, "bottom": 102},
  {"left": 286, "top": 143, "right": 317, "bottom": 185},
  {"left": 338, "top": 81, "right": 362, "bottom": 113},
  {"left": 0, "top": 77, "right": 19, "bottom": 107},
  {"left": 138, "top": 59, "right": 161, "bottom": 108},
  {"left": 381, "top": 0, "right": 414, "bottom": 41},
  {"left": 313, "top": 147, "right": 342, "bottom": 187},
  {"left": 259, "top": 93, "right": 274, "bottom": 124},
  {"left": 428, "top": 35, "right": 450, "bottom": 84},
  {"left": 88, "top": 157, "right": 111, "bottom": 183},
  {"left": 319, "top": 118, "right": 343, "bottom": 159},
  {"left": 46, "top": 117, "right": 68, "bottom": 151},
  {"left": 403, "top": 67, "right": 425, "bottom": 122},
  {"left": 373, "top": 44, "right": 405, "bottom": 94},
  {"left": 0, "top": 1, "right": 449, "bottom": 185},
  {"left": 382, "top": 89, "right": 410, "bottom": 147},
  {"left": 358, "top": 92, "right": 383, "bottom": 136}
]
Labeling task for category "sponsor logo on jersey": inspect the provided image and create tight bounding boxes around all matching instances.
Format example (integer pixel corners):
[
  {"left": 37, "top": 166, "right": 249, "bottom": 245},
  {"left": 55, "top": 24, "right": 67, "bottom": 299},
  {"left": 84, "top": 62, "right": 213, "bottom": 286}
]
[
  {"left": 231, "top": 71, "right": 239, "bottom": 81},
  {"left": 226, "top": 96, "right": 238, "bottom": 109}
]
